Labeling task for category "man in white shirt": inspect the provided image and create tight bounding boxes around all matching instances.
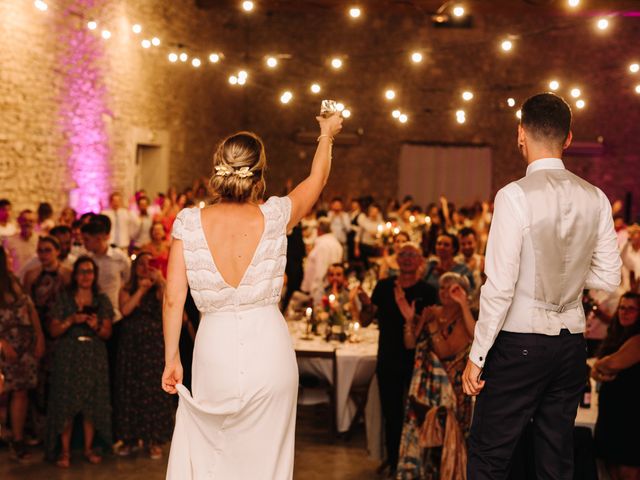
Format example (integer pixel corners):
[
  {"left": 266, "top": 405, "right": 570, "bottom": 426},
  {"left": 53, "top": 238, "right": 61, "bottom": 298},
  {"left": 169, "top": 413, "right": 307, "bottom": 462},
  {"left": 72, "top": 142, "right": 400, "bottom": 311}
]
[
  {"left": 3, "top": 209, "right": 38, "bottom": 277},
  {"left": 463, "top": 93, "right": 621, "bottom": 480},
  {"left": 131, "top": 195, "right": 154, "bottom": 249},
  {"left": 300, "top": 217, "right": 343, "bottom": 303},
  {"left": 102, "top": 192, "right": 136, "bottom": 250},
  {"left": 621, "top": 223, "right": 640, "bottom": 292}
]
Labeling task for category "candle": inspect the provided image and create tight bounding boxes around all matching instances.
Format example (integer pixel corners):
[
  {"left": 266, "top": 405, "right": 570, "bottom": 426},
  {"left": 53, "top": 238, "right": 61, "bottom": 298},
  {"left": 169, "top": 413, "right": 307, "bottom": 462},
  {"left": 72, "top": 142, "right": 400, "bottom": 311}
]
[
  {"left": 305, "top": 307, "right": 312, "bottom": 319},
  {"left": 409, "top": 215, "right": 416, "bottom": 223},
  {"left": 385, "top": 221, "right": 392, "bottom": 230},
  {"left": 328, "top": 294, "right": 336, "bottom": 304},
  {"left": 377, "top": 224, "right": 383, "bottom": 233},
  {"left": 354, "top": 322, "right": 360, "bottom": 332}
]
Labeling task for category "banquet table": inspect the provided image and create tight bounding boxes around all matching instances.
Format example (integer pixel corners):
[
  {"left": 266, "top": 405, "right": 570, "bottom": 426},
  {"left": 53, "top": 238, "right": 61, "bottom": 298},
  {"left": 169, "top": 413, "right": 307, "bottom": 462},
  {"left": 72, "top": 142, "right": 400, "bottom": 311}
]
[{"left": 288, "top": 321, "right": 380, "bottom": 436}]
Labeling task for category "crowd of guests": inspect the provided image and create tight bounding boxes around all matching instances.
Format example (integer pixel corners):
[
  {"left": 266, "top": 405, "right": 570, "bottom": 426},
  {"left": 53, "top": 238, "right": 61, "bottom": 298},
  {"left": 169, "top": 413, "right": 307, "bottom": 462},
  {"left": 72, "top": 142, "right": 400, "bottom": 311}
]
[
  {"left": 0, "top": 185, "right": 638, "bottom": 479},
  {"left": 288, "top": 194, "right": 639, "bottom": 479}
]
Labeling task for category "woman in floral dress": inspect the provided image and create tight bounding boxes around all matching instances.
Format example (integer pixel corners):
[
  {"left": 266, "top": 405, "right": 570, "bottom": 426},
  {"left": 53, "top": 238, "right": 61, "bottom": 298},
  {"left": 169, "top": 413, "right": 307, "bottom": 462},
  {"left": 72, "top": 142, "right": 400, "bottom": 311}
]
[
  {"left": 46, "top": 256, "right": 114, "bottom": 467},
  {"left": 115, "top": 251, "right": 174, "bottom": 459}
]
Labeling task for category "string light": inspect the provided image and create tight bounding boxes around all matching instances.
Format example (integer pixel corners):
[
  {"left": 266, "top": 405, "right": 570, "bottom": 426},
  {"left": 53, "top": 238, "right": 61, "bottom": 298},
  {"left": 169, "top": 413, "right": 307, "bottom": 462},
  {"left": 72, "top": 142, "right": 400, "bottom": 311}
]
[
  {"left": 501, "top": 40, "right": 513, "bottom": 52},
  {"left": 392, "top": 110, "right": 401, "bottom": 119},
  {"left": 229, "top": 75, "right": 238, "bottom": 85},
  {"left": 462, "top": 91, "right": 474, "bottom": 101},
  {"left": 179, "top": 52, "right": 188, "bottom": 62},
  {"left": 310, "top": 83, "right": 321, "bottom": 94},
  {"left": 238, "top": 76, "right": 247, "bottom": 85},
  {"left": 398, "top": 114, "right": 408, "bottom": 124},
  {"left": 349, "top": 7, "right": 361, "bottom": 18},
  {"left": 596, "top": 18, "right": 609, "bottom": 30},
  {"left": 568, "top": 0, "right": 579, "bottom": 7},
  {"left": 132, "top": 24, "right": 142, "bottom": 34},
  {"left": 141, "top": 39, "right": 151, "bottom": 49},
  {"left": 385, "top": 89, "right": 396, "bottom": 100},
  {"left": 151, "top": 37, "right": 161, "bottom": 46},
  {"left": 34, "top": 0, "right": 48, "bottom": 11},
  {"left": 575, "top": 99, "right": 585, "bottom": 109},
  {"left": 209, "top": 53, "right": 221, "bottom": 63},
  {"left": 456, "top": 110, "right": 466, "bottom": 124},
  {"left": 192, "top": 58, "right": 201, "bottom": 68},
  {"left": 87, "top": 21, "right": 97, "bottom": 30},
  {"left": 168, "top": 53, "right": 178, "bottom": 62},
  {"left": 280, "top": 91, "right": 293, "bottom": 104},
  {"left": 331, "top": 58, "right": 343, "bottom": 69},
  {"left": 411, "top": 52, "right": 423, "bottom": 63},
  {"left": 242, "top": 1, "right": 254, "bottom": 12},
  {"left": 101, "top": 30, "right": 111, "bottom": 40},
  {"left": 635, "top": 84, "right": 640, "bottom": 94},
  {"left": 570, "top": 88, "right": 581, "bottom": 98},
  {"left": 453, "top": 6, "right": 465, "bottom": 17},
  {"left": 549, "top": 80, "right": 560, "bottom": 91},
  {"left": 629, "top": 63, "right": 639, "bottom": 74},
  {"left": 516, "top": 109, "right": 522, "bottom": 119},
  {"left": 507, "top": 98, "right": 516, "bottom": 107},
  {"left": 238, "top": 70, "right": 248, "bottom": 80},
  {"left": 342, "top": 109, "right": 351, "bottom": 118},
  {"left": 266, "top": 56, "right": 278, "bottom": 68},
  {"left": 336, "top": 102, "right": 345, "bottom": 112}
]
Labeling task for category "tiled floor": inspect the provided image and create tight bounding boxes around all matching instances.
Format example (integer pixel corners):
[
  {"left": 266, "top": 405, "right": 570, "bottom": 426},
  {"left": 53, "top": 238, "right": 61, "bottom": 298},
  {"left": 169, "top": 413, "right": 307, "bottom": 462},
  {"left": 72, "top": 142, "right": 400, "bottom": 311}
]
[{"left": 0, "top": 408, "right": 381, "bottom": 480}]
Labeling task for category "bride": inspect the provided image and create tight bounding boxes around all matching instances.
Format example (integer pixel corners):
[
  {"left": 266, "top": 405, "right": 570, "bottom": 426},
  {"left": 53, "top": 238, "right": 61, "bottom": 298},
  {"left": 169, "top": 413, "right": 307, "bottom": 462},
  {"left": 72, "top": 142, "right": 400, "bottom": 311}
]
[{"left": 161, "top": 112, "right": 343, "bottom": 479}]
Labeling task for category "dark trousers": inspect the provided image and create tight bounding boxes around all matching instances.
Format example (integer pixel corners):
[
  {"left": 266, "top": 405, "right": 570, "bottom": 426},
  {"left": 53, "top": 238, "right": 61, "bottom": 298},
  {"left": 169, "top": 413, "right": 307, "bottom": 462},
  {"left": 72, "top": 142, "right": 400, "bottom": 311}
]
[
  {"left": 468, "top": 330, "right": 587, "bottom": 480},
  {"left": 378, "top": 366, "right": 412, "bottom": 470}
]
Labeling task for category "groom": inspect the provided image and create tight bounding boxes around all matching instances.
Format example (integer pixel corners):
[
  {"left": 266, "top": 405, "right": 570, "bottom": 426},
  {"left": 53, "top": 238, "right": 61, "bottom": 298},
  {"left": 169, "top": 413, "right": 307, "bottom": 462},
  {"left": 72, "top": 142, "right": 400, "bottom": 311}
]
[{"left": 462, "top": 92, "right": 621, "bottom": 479}]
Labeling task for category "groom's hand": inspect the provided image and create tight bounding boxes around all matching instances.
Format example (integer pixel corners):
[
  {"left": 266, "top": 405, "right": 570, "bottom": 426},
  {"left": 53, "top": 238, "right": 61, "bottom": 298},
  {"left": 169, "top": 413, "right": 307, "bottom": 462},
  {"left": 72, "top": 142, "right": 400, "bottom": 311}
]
[{"left": 462, "top": 359, "right": 485, "bottom": 396}]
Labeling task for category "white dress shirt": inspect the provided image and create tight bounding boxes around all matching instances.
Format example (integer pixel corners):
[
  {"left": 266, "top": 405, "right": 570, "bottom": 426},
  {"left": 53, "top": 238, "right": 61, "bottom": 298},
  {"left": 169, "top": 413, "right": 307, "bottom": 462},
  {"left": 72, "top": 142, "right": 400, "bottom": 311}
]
[
  {"left": 300, "top": 233, "right": 343, "bottom": 299},
  {"left": 89, "top": 247, "right": 131, "bottom": 322},
  {"left": 102, "top": 208, "right": 136, "bottom": 248},
  {"left": 470, "top": 158, "right": 621, "bottom": 367}
]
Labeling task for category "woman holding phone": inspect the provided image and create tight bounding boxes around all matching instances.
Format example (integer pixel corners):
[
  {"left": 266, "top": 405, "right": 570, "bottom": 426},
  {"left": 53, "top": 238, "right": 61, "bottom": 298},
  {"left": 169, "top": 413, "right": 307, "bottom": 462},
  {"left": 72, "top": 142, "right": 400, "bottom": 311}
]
[{"left": 45, "top": 256, "right": 114, "bottom": 467}]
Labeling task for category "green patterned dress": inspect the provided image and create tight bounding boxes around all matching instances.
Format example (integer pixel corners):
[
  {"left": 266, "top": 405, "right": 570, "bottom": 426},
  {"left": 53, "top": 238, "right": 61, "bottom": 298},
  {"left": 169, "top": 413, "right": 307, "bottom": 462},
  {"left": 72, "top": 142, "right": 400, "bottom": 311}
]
[{"left": 45, "top": 290, "right": 114, "bottom": 460}]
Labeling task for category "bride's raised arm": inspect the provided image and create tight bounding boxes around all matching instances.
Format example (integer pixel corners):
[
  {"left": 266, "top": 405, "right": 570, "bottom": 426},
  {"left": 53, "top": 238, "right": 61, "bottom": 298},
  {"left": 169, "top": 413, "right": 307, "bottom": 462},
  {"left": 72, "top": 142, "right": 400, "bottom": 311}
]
[{"left": 287, "top": 113, "right": 343, "bottom": 230}]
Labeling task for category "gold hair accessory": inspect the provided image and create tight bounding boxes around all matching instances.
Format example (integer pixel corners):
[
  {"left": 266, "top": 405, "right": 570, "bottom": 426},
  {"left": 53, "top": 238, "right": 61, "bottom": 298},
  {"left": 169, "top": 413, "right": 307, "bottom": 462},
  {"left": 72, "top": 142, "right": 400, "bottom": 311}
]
[{"left": 215, "top": 165, "right": 254, "bottom": 178}]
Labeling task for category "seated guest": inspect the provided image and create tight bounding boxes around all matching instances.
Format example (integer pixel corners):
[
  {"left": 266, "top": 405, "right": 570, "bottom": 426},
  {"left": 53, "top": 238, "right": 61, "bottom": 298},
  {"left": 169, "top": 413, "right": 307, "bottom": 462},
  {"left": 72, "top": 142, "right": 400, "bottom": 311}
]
[
  {"left": 114, "top": 252, "right": 174, "bottom": 459},
  {"left": 300, "top": 217, "right": 343, "bottom": 303},
  {"left": 396, "top": 272, "right": 476, "bottom": 479},
  {"left": 0, "top": 247, "right": 44, "bottom": 462},
  {"left": 46, "top": 256, "right": 114, "bottom": 467},
  {"left": 423, "top": 233, "right": 474, "bottom": 295},
  {"left": 141, "top": 222, "right": 170, "bottom": 278},
  {"left": 359, "top": 242, "right": 438, "bottom": 477},
  {"left": 591, "top": 292, "right": 640, "bottom": 480},
  {"left": 379, "top": 231, "right": 411, "bottom": 280},
  {"left": 315, "top": 263, "right": 361, "bottom": 323}
]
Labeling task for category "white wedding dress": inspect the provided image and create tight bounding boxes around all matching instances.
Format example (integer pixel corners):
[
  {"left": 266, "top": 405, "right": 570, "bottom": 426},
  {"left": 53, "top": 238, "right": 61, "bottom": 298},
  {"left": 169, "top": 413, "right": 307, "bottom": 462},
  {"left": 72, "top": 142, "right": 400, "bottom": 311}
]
[{"left": 166, "top": 196, "right": 298, "bottom": 479}]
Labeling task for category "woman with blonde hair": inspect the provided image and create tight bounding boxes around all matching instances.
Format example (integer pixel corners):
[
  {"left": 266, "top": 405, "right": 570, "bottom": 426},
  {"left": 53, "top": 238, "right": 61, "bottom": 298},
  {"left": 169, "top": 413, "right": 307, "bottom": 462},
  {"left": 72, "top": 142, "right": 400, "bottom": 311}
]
[{"left": 162, "top": 113, "right": 343, "bottom": 479}]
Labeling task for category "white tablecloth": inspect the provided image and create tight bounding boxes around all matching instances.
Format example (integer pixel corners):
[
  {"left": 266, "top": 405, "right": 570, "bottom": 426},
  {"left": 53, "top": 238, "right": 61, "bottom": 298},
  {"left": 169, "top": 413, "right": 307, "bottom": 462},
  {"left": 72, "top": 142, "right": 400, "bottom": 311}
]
[{"left": 288, "top": 321, "right": 379, "bottom": 434}]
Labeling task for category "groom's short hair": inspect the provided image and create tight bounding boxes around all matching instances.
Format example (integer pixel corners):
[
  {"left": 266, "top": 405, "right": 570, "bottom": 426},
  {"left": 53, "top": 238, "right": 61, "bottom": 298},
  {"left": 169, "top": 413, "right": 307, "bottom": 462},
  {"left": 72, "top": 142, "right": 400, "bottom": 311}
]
[{"left": 521, "top": 93, "right": 572, "bottom": 147}]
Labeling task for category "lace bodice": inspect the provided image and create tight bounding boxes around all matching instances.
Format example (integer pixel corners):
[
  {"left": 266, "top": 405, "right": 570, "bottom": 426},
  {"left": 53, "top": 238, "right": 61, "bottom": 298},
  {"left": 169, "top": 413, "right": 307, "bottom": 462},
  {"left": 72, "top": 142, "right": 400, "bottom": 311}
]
[{"left": 171, "top": 196, "right": 291, "bottom": 313}]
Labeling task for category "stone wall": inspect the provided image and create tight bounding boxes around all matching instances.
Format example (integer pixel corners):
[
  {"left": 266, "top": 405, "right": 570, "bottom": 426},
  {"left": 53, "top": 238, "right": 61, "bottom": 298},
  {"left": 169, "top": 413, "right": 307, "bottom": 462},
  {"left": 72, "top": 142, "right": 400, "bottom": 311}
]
[{"left": 1, "top": 1, "right": 639, "bottom": 219}]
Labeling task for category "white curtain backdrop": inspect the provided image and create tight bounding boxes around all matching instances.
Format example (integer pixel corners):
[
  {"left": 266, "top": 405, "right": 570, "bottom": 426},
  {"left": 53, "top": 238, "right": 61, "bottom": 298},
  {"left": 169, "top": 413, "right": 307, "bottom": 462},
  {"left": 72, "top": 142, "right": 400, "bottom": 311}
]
[{"left": 398, "top": 144, "right": 492, "bottom": 207}]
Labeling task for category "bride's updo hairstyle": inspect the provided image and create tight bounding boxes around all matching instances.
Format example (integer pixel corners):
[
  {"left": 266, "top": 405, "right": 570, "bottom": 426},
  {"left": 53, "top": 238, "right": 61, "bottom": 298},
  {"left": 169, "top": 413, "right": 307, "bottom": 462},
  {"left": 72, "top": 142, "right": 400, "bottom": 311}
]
[{"left": 208, "top": 131, "right": 267, "bottom": 203}]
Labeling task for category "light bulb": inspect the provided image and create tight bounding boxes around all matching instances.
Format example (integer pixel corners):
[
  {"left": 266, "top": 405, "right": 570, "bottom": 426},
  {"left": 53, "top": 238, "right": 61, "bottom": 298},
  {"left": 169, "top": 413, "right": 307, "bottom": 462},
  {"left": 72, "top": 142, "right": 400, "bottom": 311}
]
[
  {"left": 501, "top": 40, "right": 513, "bottom": 52},
  {"left": 331, "top": 58, "right": 343, "bottom": 69},
  {"left": 280, "top": 91, "right": 293, "bottom": 104},
  {"left": 597, "top": 18, "right": 609, "bottom": 30},
  {"left": 462, "top": 91, "right": 474, "bottom": 101},
  {"left": 453, "top": 6, "right": 464, "bottom": 17},
  {"left": 570, "top": 88, "right": 581, "bottom": 98},
  {"left": 336, "top": 102, "right": 345, "bottom": 112},
  {"left": 87, "top": 21, "right": 98, "bottom": 30},
  {"left": 392, "top": 110, "right": 401, "bottom": 118},
  {"left": 132, "top": 24, "right": 142, "bottom": 34},
  {"left": 507, "top": 98, "right": 516, "bottom": 107},
  {"left": 242, "top": 1, "right": 254, "bottom": 12},
  {"left": 635, "top": 84, "right": 640, "bottom": 94},
  {"left": 385, "top": 89, "right": 396, "bottom": 100},
  {"left": 457, "top": 115, "right": 466, "bottom": 124},
  {"left": 349, "top": 7, "right": 361, "bottom": 18},
  {"left": 229, "top": 75, "right": 238, "bottom": 85},
  {"left": 456, "top": 109, "right": 466, "bottom": 117},
  {"left": 266, "top": 57, "right": 278, "bottom": 68},
  {"left": 168, "top": 53, "right": 178, "bottom": 62},
  {"left": 576, "top": 99, "right": 585, "bottom": 109},
  {"left": 101, "top": 30, "right": 111, "bottom": 40},
  {"left": 151, "top": 37, "right": 160, "bottom": 46},
  {"left": 549, "top": 80, "right": 560, "bottom": 91},
  {"left": 237, "top": 77, "right": 247, "bottom": 85},
  {"left": 238, "top": 70, "right": 248, "bottom": 80},
  {"left": 179, "top": 52, "right": 188, "bottom": 62},
  {"left": 411, "top": 52, "right": 423, "bottom": 63},
  {"left": 399, "top": 114, "right": 408, "bottom": 123},
  {"left": 209, "top": 53, "right": 220, "bottom": 63},
  {"left": 568, "top": 0, "right": 579, "bottom": 7},
  {"left": 342, "top": 109, "right": 351, "bottom": 118},
  {"left": 192, "top": 58, "right": 201, "bottom": 68},
  {"left": 310, "top": 84, "right": 321, "bottom": 94},
  {"left": 629, "top": 63, "right": 639, "bottom": 73},
  {"left": 141, "top": 39, "right": 151, "bottom": 49},
  {"left": 34, "top": 1, "right": 48, "bottom": 11}
]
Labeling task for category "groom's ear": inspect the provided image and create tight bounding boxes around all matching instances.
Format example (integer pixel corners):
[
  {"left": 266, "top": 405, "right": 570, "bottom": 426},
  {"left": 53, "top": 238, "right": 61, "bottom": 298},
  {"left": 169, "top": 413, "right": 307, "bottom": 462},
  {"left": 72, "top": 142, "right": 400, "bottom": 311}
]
[
  {"left": 517, "top": 124, "right": 526, "bottom": 147},
  {"left": 562, "top": 130, "right": 573, "bottom": 151}
]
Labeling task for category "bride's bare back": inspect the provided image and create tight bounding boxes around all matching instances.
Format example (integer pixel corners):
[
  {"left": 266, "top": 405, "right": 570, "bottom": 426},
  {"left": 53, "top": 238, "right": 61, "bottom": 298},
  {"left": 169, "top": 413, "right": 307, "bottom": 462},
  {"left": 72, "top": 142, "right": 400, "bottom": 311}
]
[{"left": 199, "top": 202, "right": 265, "bottom": 289}]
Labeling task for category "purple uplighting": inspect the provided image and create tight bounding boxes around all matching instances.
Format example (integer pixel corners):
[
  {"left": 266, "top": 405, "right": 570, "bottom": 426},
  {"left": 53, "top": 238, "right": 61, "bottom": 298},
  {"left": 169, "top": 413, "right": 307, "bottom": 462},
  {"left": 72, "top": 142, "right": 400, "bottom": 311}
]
[{"left": 58, "top": 0, "right": 111, "bottom": 213}]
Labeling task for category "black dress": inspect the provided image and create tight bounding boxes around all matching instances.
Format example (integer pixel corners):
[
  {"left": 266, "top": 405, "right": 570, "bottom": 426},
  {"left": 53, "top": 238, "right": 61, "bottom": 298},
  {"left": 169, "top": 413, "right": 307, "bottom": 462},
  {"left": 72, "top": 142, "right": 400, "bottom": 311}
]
[
  {"left": 594, "top": 359, "right": 640, "bottom": 466},
  {"left": 371, "top": 277, "right": 438, "bottom": 470}
]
